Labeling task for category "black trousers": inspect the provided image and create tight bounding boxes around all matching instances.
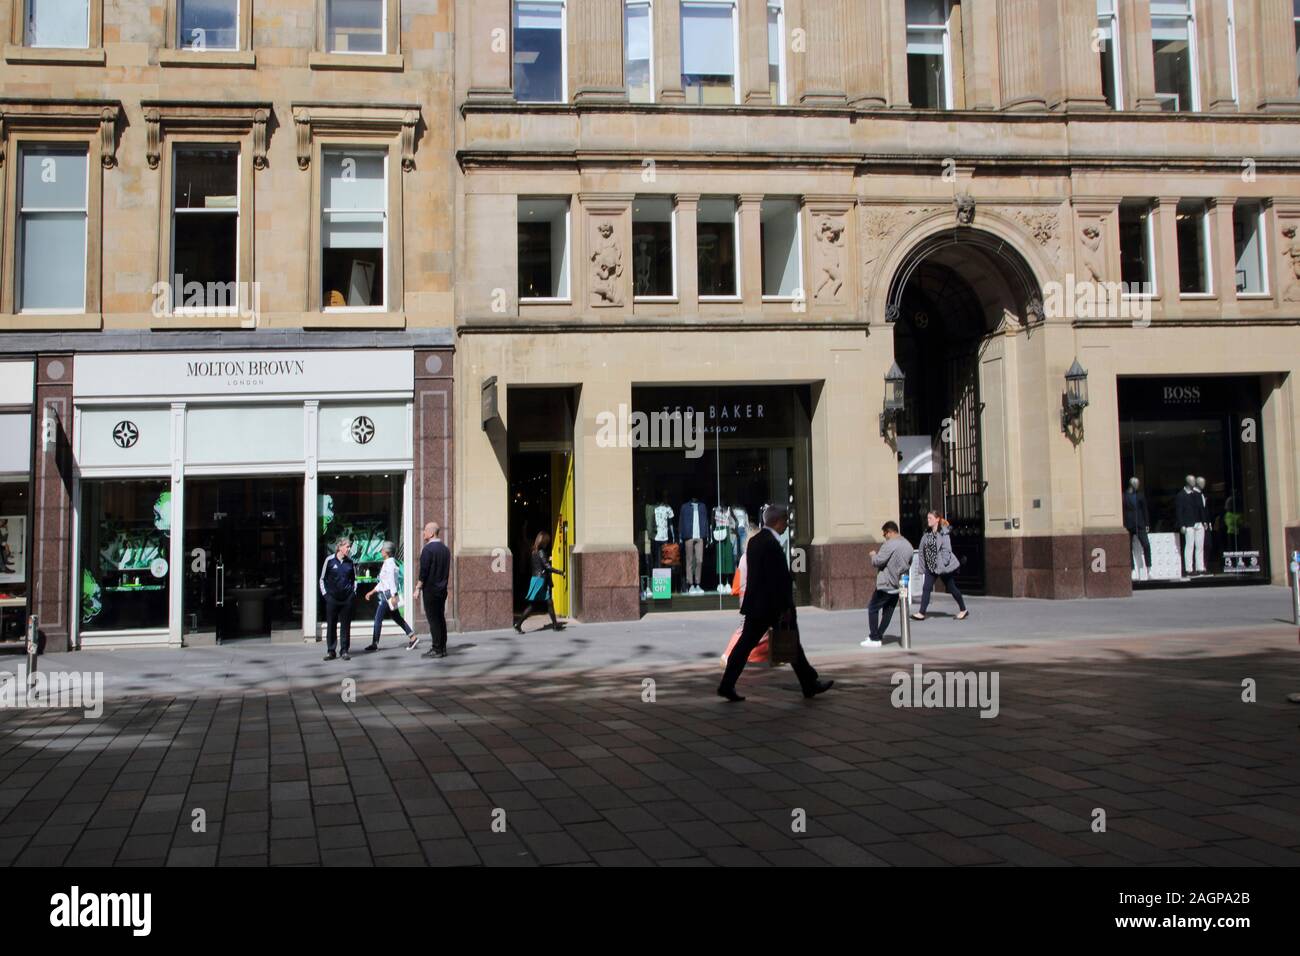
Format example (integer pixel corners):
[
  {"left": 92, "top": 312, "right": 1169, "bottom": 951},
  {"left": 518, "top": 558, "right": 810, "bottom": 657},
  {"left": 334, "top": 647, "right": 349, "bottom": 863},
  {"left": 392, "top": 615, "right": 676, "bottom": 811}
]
[
  {"left": 1130, "top": 530, "right": 1151, "bottom": 569},
  {"left": 920, "top": 571, "right": 966, "bottom": 614},
  {"left": 719, "top": 608, "right": 818, "bottom": 695},
  {"left": 324, "top": 595, "right": 352, "bottom": 654},
  {"left": 423, "top": 589, "right": 448, "bottom": 653},
  {"left": 867, "top": 589, "right": 899, "bottom": 641}
]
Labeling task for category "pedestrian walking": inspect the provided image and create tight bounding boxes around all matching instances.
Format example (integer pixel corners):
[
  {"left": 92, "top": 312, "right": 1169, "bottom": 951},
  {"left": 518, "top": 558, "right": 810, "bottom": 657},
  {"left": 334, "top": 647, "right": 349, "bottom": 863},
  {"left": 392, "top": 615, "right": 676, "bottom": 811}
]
[
  {"left": 319, "top": 537, "right": 357, "bottom": 661},
  {"left": 717, "top": 505, "right": 833, "bottom": 702},
  {"left": 514, "top": 531, "right": 565, "bottom": 633},
  {"left": 720, "top": 522, "right": 770, "bottom": 666},
  {"left": 414, "top": 522, "right": 451, "bottom": 658},
  {"left": 862, "top": 521, "right": 914, "bottom": 648},
  {"left": 912, "top": 511, "right": 969, "bottom": 621},
  {"left": 363, "top": 541, "right": 414, "bottom": 652}
]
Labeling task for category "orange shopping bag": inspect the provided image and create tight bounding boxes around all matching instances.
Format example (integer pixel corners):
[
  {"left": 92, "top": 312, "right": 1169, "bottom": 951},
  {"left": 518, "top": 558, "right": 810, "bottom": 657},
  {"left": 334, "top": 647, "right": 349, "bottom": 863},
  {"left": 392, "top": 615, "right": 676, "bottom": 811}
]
[{"left": 719, "top": 624, "right": 770, "bottom": 667}]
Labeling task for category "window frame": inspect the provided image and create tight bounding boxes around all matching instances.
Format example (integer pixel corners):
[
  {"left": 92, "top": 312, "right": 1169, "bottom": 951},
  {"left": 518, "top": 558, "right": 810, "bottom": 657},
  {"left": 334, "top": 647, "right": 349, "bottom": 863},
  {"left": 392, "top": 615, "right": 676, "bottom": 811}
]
[
  {"left": 625, "top": 0, "right": 655, "bottom": 104},
  {"left": 767, "top": 0, "right": 787, "bottom": 106},
  {"left": 697, "top": 195, "right": 741, "bottom": 302},
  {"left": 1232, "top": 200, "right": 1269, "bottom": 299},
  {"left": 161, "top": 0, "right": 254, "bottom": 65},
  {"left": 1151, "top": 0, "right": 1200, "bottom": 113},
  {"left": 759, "top": 196, "right": 802, "bottom": 302},
  {"left": 318, "top": 146, "right": 390, "bottom": 315},
  {"left": 679, "top": 0, "right": 741, "bottom": 107},
  {"left": 168, "top": 143, "right": 244, "bottom": 318},
  {"left": 311, "top": 0, "right": 402, "bottom": 70},
  {"left": 1119, "top": 201, "right": 1157, "bottom": 299},
  {"left": 513, "top": 0, "right": 568, "bottom": 104},
  {"left": 631, "top": 195, "right": 677, "bottom": 302},
  {"left": 905, "top": 0, "right": 953, "bottom": 110},
  {"left": 517, "top": 196, "right": 573, "bottom": 304},
  {"left": 1096, "top": 0, "right": 1123, "bottom": 110},
  {"left": 6, "top": 0, "right": 105, "bottom": 63},
  {"left": 14, "top": 141, "right": 90, "bottom": 315}
]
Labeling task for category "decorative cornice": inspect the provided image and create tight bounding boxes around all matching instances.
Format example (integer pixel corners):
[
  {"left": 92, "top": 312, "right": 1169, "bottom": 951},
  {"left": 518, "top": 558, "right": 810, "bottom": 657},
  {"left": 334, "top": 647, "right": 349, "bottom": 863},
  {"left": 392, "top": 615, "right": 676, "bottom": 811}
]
[
  {"left": 139, "top": 101, "right": 273, "bottom": 170},
  {"left": 0, "top": 100, "right": 123, "bottom": 169},
  {"left": 290, "top": 103, "right": 421, "bottom": 171}
]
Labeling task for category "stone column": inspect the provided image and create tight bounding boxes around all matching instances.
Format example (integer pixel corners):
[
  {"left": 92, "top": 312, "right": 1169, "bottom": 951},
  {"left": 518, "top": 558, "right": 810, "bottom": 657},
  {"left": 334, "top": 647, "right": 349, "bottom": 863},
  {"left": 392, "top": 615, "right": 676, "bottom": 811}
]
[
  {"left": 32, "top": 355, "right": 74, "bottom": 653},
  {"left": 1119, "top": 0, "right": 1161, "bottom": 111},
  {"left": 738, "top": 194, "right": 765, "bottom": 308},
  {"left": 1256, "top": 0, "right": 1300, "bottom": 112},
  {"left": 413, "top": 350, "right": 460, "bottom": 628},
  {"left": 572, "top": 0, "right": 628, "bottom": 102},
  {"left": 675, "top": 194, "right": 700, "bottom": 312},
  {"left": 998, "top": 0, "right": 1047, "bottom": 110},
  {"left": 1210, "top": 198, "right": 1238, "bottom": 303},
  {"left": 467, "top": 0, "right": 513, "bottom": 101},
  {"left": 1154, "top": 196, "right": 1181, "bottom": 305},
  {"left": 1200, "top": 0, "right": 1238, "bottom": 113},
  {"left": 883, "top": 0, "right": 910, "bottom": 107},
  {"left": 962, "top": 0, "right": 998, "bottom": 110},
  {"left": 844, "top": 0, "right": 887, "bottom": 107},
  {"left": 742, "top": 0, "right": 773, "bottom": 104},
  {"left": 1046, "top": 0, "right": 1109, "bottom": 111},
  {"left": 656, "top": 0, "right": 685, "bottom": 102},
  {"left": 799, "top": 0, "right": 848, "bottom": 104}
]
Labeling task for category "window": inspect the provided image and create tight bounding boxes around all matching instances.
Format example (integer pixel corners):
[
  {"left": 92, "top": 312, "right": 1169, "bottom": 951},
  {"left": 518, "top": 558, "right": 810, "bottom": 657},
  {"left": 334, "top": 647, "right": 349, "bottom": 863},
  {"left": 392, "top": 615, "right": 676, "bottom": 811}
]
[
  {"left": 906, "top": 0, "right": 950, "bottom": 109},
  {"left": 1175, "top": 200, "right": 1211, "bottom": 295},
  {"left": 767, "top": 1, "right": 786, "bottom": 104},
  {"left": 1233, "top": 202, "right": 1267, "bottom": 296},
  {"left": 760, "top": 198, "right": 800, "bottom": 298},
  {"left": 16, "top": 145, "right": 88, "bottom": 312},
  {"left": 681, "top": 1, "right": 738, "bottom": 105},
  {"left": 632, "top": 196, "right": 675, "bottom": 298},
  {"left": 23, "top": 0, "right": 89, "bottom": 48},
  {"left": 1096, "top": 0, "right": 1122, "bottom": 109},
  {"left": 1118, "top": 201, "right": 1155, "bottom": 293},
  {"left": 317, "top": 473, "right": 405, "bottom": 626},
  {"left": 1151, "top": 0, "right": 1198, "bottom": 112},
  {"left": 697, "top": 197, "right": 738, "bottom": 297},
  {"left": 171, "top": 146, "right": 239, "bottom": 312},
  {"left": 322, "top": 148, "right": 387, "bottom": 310},
  {"left": 625, "top": 1, "right": 653, "bottom": 103},
  {"left": 518, "top": 197, "right": 570, "bottom": 300},
  {"left": 514, "top": 0, "right": 566, "bottom": 102},
  {"left": 178, "top": 0, "right": 238, "bottom": 50},
  {"left": 79, "top": 480, "right": 172, "bottom": 634},
  {"left": 326, "top": 0, "right": 386, "bottom": 54}
]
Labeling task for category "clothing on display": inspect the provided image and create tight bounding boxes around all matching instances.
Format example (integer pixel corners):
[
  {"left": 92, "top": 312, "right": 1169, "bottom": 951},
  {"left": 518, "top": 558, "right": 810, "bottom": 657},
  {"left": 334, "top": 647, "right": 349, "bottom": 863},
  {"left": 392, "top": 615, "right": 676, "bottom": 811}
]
[
  {"left": 713, "top": 505, "right": 736, "bottom": 579},
  {"left": 1122, "top": 480, "right": 1151, "bottom": 580},
  {"left": 1174, "top": 481, "right": 1208, "bottom": 575}
]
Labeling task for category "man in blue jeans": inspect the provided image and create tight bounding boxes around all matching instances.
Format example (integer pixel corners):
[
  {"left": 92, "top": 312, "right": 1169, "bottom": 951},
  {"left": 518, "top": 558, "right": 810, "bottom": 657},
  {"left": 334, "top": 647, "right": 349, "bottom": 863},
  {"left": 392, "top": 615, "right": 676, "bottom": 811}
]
[
  {"left": 863, "top": 521, "right": 913, "bottom": 648},
  {"left": 319, "top": 537, "right": 357, "bottom": 661}
]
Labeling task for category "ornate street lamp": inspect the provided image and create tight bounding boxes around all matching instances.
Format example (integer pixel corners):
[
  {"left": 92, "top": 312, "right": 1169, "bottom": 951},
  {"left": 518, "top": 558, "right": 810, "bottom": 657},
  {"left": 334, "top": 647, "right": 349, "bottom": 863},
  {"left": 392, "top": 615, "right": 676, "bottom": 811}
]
[
  {"left": 1061, "top": 358, "right": 1089, "bottom": 433},
  {"left": 879, "top": 361, "right": 906, "bottom": 438}
]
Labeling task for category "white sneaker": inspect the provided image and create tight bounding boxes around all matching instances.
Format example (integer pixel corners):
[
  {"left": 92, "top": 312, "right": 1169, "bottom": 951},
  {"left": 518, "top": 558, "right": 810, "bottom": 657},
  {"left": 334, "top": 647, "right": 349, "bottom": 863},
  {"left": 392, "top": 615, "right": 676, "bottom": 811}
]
[{"left": 860, "top": 637, "right": 882, "bottom": 648}]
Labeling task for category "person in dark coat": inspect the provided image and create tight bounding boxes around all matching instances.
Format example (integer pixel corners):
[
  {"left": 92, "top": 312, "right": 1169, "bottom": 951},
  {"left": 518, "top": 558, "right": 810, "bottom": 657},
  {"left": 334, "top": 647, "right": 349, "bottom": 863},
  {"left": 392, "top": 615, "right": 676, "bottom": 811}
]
[
  {"left": 717, "top": 505, "right": 832, "bottom": 703},
  {"left": 414, "top": 521, "right": 452, "bottom": 658},
  {"left": 1122, "top": 477, "right": 1151, "bottom": 577},
  {"left": 319, "top": 537, "right": 357, "bottom": 661}
]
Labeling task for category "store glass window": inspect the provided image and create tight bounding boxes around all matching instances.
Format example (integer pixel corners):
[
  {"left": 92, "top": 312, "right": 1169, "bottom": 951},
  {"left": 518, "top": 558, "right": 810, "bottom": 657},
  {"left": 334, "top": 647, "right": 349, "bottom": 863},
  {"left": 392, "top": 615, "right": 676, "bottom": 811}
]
[
  {"left": 24, "top": 0, "right": 90, "bottom": 48},
  {"left": 625, "top": 1, "right": 653, "bottom": 103},
  {"left": 1233, "top": 202, "right": 1267, "bottom": 295},
  {"left": 1119, "top": 201, "right": 1155, "bottom": 293},
  {"left": 514, "top": 0, "right": 565, "bottom": 102},
  {"left": 317, "top": 474, "right": 405, "bottom": 624},
  {"left": 906, "top": 0, "right": 950, "bottom": 109},
  {"left": 697, "top": 197, "right": 738, "bottom": 297},
  {"left": 79, "top": 480, "right": 172, "bottom": 633},
  {"left": 632, "top": 196, "right": 674, "bottom": 298},
  {"left": 179, "top": 0, "right": 239, "bottom": 50},
  {"left": 1175, "top": 200, "right": 1210, "bottom": 295},
  {"left": 326, "top": 0, "right": 385, "bottom": 54},
  {"left": 322, "top": 148, "right": 387, "bottom": 310},
  {"left": 0, "top": 479, "right": 30, "bottom": 644},
  {"left": 760, "top": 197, "right": 801, "bottom": 298},
  {"left": 767, "top": 1, "right": 785, "bottom": 104},
  {"left": 518, "top": 197, "right": 571, "bottom": 300},
  {"left": 172, "top": 146, "right": 239, "bottom": 312},
  {"left": 1151, "top": 0, "right": 1197, "bottom": 112},
  {"left": 17, "top": 144, "right": 88, "bottom": 313},
  {"left": 633, "top": 386, "right": 814, "bottom": 610},
  {"left": 681, "top": 1, "right": 737, "bottom": 104},
  {"left": 1096, "top": 0, "right": 1121, "bottom": 109}
]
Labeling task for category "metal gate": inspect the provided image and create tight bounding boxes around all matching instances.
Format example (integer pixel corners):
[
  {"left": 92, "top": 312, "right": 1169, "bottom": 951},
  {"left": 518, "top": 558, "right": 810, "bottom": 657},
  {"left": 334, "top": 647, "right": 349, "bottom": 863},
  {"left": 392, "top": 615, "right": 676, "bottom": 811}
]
[{"left": 940, "top": 350, "right": 985, "bottom": 592}]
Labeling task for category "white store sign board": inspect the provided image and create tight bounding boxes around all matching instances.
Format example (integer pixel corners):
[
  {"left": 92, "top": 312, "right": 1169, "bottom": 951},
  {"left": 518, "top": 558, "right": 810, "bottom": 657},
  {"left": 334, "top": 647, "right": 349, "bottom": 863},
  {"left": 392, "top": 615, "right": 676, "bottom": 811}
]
[
  {"left": 318, "top": 403, "right": 409, "bottom": 463},
  {"left": 0, "top": 414, "right": 32, "bottom": 474},
  {"left": 0, "top": 361, "right": 34, "bottom": 405},
  {"left": 78, "top": 408, "right": 172, "bottom": 468},
  {"left": 187, "top": 405, "right": 305, "bottom": 466}
]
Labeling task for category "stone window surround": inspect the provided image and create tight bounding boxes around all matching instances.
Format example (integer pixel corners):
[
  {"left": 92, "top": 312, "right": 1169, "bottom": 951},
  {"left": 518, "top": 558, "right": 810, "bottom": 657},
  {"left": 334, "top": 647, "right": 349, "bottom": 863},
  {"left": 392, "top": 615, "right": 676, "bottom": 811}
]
[
  {"left": 143, "top": 102, "right": 269, "bottom": 328},
  {"left": 0, "top": 100, "right": 119, "bottom": 324},
  {"left": 159, "top": 0, "right": 256, "bottom": 69},
  {"left": 310, "top": 0, "right": 404, "bottom": 72},
  {"left": 293, "top": 103, "right": 418, "bottom": 323},
  {"left": 4, "top": 0, "right": 105, "bottom": 65}
]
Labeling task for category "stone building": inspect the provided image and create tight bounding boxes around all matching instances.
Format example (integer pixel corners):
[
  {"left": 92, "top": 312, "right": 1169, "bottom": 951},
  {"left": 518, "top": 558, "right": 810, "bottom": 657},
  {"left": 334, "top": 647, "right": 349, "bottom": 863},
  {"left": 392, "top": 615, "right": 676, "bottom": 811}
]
[
  {"left": 0, "top": 1, "right": 455, "bottom": 650},
  {"left": 453, "top": 0, "right": 1300, "bottom": 630}
]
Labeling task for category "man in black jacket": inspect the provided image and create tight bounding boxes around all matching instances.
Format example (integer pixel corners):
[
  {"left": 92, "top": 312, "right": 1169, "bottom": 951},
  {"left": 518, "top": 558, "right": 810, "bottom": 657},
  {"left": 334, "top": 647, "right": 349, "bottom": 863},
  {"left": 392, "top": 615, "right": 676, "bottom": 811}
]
[
  {"left": 414, "top": 521, "right": 451, "bottom": 658},
  {"left": 717, "top": 505, "right": 832, "bottom": 703},
  {"left": 319, "top": 537, "right": 357, "bottom": 661}
]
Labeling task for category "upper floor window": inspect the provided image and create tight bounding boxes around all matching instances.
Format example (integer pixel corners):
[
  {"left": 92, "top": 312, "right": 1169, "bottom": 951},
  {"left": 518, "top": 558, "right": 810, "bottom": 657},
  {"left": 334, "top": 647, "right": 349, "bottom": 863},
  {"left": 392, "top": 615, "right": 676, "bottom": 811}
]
[
  {"left": 1233, "top": 201, "right": 1267, "bottom": 296},
  {"left": 625, "top": 1, "right": 653, "bottom": 103},
  {"left": 326, "top": 0, "right": 386, "bottom": 54},
  {"left": 1151, "top": 0, "right": 1198, "bottom": 112},
  {"left": 322, "top": 148, "right": 388, "bottom": 310},
  {"left": 1119, "top": 201, "right": 1155, "bottom": 294},
  {"left": 697, "top": 197, "right": 738, "bottom": 297},
  {"left": 1096, "top": 0, "right": 1122, "bottom": 109},
  {"left": 1175, "top": 200, "right": 1211, "bottom": 296},
  {"left": 171, "top": 146, "right": 240, "bottom": 313},
  {"left": 767, "top": 1, "right": 786, "bottom": 105},
  {"left": 518, "top": 197, "right": 571, "bottom": 301},
  {"left": 760, "top": 198, "right": 800, "bottom": 299},
  {"left": 17, "top": 145, "right": 88, "bottom": 312},
  {"left": 633, "top": 197, "right": 675, "bottom": 299},
  {"left": 906, "top": 0, "right": 951, "bottom": 109},
  {"left": 24, "top": 0, "right": 90, "bottom": 48},
  {"left": 681, "top": 0, "right": 738, "bottom": 105},
  {"left": 178, "top": 0, "right": 239, "bottom": 51},
  {"left": 514, "top": 0, "right": 566, "bottom": 102}
]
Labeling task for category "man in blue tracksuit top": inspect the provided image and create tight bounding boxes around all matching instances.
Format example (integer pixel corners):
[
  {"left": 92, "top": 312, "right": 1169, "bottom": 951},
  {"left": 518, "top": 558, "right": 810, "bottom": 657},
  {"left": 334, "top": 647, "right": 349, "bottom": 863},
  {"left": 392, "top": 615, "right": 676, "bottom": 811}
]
[{"left": 320, "top": 537, "right": 357, "bottom": 661}]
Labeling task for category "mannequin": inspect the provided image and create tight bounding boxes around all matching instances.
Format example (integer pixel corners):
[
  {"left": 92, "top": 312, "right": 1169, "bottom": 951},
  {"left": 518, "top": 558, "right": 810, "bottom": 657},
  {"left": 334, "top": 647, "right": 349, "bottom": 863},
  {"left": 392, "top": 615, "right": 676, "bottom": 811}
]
[
  {"left": 1195, "top": 476, "right": 1213, "bottom": 571},
  {"left": 712, "top": 504, "right": 736, "bottom": 592},
  {"left": 1123, "top": 477, "right": 1151, "bottom": 580},
  {"left": 1174, "top": 474, "right": 1206, "bottom": 576},
  {"left": 678, "top": 497, "right": 708, "bottom": 594},
  {"left": 731, "top": 505, "right": 749, "bottom": 556},
  {"left": 651, "top": 495, "right": 674, "bottom": 572}
]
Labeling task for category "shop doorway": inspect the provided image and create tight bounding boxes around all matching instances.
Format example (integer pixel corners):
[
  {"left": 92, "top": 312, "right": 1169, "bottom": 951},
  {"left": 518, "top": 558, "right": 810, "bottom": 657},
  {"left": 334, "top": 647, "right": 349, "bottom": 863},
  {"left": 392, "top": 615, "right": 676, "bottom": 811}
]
[
  {"left": 507, "top": 388, "right": 576, "bottom": 618},
  {"left": 183, "top": 477, "right": 304, "bottom": 642}
]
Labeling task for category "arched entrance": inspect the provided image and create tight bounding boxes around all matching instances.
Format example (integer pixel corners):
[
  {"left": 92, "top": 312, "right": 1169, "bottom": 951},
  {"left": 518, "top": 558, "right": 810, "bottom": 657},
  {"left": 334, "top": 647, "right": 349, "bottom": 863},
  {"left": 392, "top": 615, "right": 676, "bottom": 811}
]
[{"left": 886, "top": 227, "right": 1042, "bottom": 593}]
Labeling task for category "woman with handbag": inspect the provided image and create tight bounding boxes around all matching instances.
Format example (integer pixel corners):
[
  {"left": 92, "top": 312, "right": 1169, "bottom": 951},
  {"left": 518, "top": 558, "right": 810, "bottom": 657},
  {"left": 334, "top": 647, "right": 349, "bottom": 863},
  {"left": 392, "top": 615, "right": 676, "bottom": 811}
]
[
  {"left": 912, "top": 511, "right": 969, "bottom": 621},
  {"left": 514, "top": 531, "right": 566, "bottom": 633},
  {"left": 363, "top": 541, "right": 417, "bottom": 651}
]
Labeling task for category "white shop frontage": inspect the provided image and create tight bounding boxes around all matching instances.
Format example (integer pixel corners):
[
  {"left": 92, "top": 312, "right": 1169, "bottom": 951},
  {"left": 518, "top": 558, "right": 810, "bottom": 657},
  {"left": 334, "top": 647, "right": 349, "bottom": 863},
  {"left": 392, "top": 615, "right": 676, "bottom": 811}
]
[{"left": 71, "top": 349, "right": 415, "bottom": 648}]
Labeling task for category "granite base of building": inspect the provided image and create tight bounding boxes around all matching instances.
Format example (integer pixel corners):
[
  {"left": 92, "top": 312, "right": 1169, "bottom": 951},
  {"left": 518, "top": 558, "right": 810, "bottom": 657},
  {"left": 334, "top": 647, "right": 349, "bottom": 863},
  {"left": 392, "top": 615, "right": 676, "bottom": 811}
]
[
  {"left": 809, "top": 540, "right": 876, "bottom": 610},
  {"left": 986, "top": 532, "right": 1132, "bottom": 599},
  {"left": 454, "top": 550, "right": 514, "bottom": 632},
  {"left": 573, "top": 546, "right": 640, "bottom": 623}
]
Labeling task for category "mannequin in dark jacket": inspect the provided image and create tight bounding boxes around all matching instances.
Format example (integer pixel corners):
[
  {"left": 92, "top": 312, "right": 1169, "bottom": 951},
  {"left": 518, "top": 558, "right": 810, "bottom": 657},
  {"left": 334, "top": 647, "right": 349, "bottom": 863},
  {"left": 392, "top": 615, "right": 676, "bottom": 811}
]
[
  {"left": 1174, "top": 474, "right": 1206, "bottom": 575},
  {"left": 1123, "top": 477, "right": 1151, "bottom": 579}
]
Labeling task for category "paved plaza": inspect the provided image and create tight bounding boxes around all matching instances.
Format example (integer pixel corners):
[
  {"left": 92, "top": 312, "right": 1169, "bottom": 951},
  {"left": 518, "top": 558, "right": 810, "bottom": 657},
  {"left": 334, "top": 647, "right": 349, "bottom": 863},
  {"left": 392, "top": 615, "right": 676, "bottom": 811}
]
[{"left": 1, "top": 587, "right": 1298, "bottom": 866}]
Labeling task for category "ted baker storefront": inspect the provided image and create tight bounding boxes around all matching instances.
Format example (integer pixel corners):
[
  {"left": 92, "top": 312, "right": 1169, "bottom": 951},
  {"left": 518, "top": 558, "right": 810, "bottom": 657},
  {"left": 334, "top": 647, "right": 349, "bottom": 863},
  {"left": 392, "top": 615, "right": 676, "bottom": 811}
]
[{"left": 66, "top": 348, "right": 443, "bottom": 648}]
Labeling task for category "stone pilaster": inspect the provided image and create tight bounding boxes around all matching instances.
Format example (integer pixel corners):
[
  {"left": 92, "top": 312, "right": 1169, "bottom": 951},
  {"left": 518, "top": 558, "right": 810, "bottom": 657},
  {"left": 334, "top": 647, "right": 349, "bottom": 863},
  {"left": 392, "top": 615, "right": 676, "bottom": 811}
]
[
  {"left": 32, "top": 355, "right": 74, "bottom": 653},
  {"left": 1256, "top": 0, "right": 1300, "bottom": 112},
  {"left": 675, "top": 194, "right": 700, "bottom": 310},
  {"left": 742, "top": 0, "right": 773, "bottom": 104},
  {"left": 1046, "top": 0, "right": 1109, "bottom": 111},
  {"left": 844, "top": 0, "right": 887, "bottom": 107},
  {"left": 467, "top": 0, "right": 513, "bottom": 102},
  {"left": 414, "top": 350, "right": 456, "bottom": 627},
  {"left": 1200, "top": 0, "right": 1238, "bottom": 113},
  {"left": 572, "top": 0, "right": 628, "bottom": 102},
  {"left": 799, "top": 0, "right": 848, "bottom": 104},
  {"left": 998, "top": 0, "right": 1047, "bottom": 110},
  {"left": 738, "top": 194, "right": 764, "bottom": 309},
  {"left": 1119, "top": 0, "right": 1162, "bottom": 111},
  {"left": 1154, "top": 196, "right": 1180, "bottom": 303},
  {"left": 655, "top": 0, "right": 685, "bottom": 102}
]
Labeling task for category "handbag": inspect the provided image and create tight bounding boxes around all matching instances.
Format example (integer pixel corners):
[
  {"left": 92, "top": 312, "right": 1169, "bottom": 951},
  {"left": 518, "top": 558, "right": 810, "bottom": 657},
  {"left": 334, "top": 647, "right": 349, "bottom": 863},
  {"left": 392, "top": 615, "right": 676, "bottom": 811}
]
[
  {"left": 386, "top": 591, "right": 400, "bottom": 611},
  {"left": 768, "top": 616, "right": 799, "bottom": 666},
  {"left": 660, "top": 542, "right": 681, "bottom": 566}
]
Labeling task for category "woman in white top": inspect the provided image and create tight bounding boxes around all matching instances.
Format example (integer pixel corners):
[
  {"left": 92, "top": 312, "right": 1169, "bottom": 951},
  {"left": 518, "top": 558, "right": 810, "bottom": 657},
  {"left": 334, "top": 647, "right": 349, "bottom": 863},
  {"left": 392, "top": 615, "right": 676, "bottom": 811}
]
[{"left": 364, "top": 541, "right": 416, "bottom": 652}]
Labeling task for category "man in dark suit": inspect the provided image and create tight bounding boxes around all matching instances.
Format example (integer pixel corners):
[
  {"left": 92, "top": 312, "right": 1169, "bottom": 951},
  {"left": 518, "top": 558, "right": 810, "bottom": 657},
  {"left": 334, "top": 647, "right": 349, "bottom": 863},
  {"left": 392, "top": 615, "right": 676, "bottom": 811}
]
[
  {"left": 319, "top": 537, "right": 357, "bottom": 661},
  {"left": 717, "top": 505, "right": 832, "bottom": 703},
  {"left": 414, "top": 521, "right": 452, "bottom": 658}
]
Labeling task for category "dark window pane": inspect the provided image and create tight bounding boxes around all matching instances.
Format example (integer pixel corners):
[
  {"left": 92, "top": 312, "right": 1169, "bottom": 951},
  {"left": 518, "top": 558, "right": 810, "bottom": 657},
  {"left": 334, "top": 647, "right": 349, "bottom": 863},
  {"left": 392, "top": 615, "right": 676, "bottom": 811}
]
[
  {"left": 1119, "top": 205, "right": 1151, "bottom": 288},
  {"left": 79, "top": 480, "right": 172, "bottom": 633},
  {"left": 514, "top": 2, "right": 564, "bottom": 102},
  {"left": 173, "top": 148, "right": 238, "bottom": 210},
  {"left": 633, "top": 198, "right": 673, "bottom": 297}
]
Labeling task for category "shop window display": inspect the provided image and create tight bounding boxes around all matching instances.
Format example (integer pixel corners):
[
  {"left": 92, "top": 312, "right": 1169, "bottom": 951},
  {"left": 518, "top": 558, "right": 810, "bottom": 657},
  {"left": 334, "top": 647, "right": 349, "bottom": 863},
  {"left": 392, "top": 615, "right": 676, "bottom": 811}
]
[
  {"left": 0, "top": 480, "right": 30, "bottom": 642},
  {"left": 317, "top": 474, "right": 405, "bottom": 624},
  {"left": 79, "top": 480, "right": 172, "bottom": 633},
  {"left": 633, "top": 385, "right": 813, "bottom": 611}
]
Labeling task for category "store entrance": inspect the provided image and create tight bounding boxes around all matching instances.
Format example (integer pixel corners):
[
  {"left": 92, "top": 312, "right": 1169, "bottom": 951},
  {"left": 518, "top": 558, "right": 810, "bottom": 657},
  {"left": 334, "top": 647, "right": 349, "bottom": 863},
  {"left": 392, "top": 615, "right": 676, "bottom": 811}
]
[{"left": 183, "top": 477, "right": 304, "bottom": 642}]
